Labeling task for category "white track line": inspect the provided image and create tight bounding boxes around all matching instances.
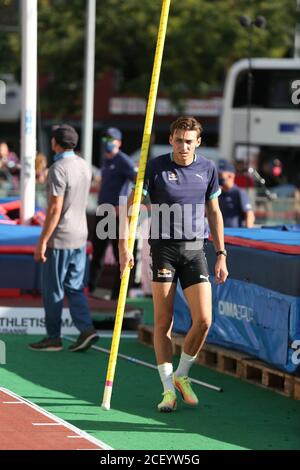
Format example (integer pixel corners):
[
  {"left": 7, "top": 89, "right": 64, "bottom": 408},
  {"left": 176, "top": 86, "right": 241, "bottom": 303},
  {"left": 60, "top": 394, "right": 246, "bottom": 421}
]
[
  {"left": 32, "top": 423, "right": 63, "bottom": 426},
  {"left": 2, "top": 401, "right": 23, "bottom": 404},
  {"left": 0, "top": 387, "right": 113, "bottom": 450}
]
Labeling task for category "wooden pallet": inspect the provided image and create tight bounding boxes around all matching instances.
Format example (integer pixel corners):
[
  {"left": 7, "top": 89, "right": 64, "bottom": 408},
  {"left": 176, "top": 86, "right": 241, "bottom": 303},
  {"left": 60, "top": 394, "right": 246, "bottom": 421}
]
[
  {"left": 138, "top": 324, "right": 183, "bottom": 349},
  {"left": 242, "top": 358, "right": 295, "bottom": 397},
  {"left": 138, "top": 325, "right": 249, "bottom": 377},
  {"left": 138, "top": 324, "right": 154, "bottom": 346},
  {"left": 138, "top": 324, "right": 299, "bottom": 399},
  {"left": 294, "top": 377, "right": 300, "bottom": 400},
  {"left": 171, "top": 334, "right": 249, "bottom": 377}
]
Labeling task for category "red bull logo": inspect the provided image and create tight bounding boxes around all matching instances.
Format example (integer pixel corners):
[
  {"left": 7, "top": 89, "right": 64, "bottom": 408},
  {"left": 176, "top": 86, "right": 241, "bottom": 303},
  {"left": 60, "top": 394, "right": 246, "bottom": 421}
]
[{"left": 157, "top": 268, "right": 172, "bottom": 278}]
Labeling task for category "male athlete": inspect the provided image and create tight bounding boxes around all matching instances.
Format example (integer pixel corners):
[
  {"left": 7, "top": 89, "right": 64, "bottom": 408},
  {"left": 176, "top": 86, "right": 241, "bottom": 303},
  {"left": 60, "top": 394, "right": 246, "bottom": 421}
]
[{"left": 120, "top": 117, "right": 228, "bottom": 411}]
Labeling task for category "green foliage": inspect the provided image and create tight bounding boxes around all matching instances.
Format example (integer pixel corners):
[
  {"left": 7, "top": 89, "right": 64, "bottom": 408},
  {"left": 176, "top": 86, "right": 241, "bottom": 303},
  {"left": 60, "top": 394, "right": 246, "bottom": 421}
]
[
  {"left": 0, "top": 0, "right": 297, "bottom": 115},
  {"left": 38, "top": 0, "right": 86, "bottom": 115},
  {"left": 0, "top": 0, "right": 20, "bottom": 77}
]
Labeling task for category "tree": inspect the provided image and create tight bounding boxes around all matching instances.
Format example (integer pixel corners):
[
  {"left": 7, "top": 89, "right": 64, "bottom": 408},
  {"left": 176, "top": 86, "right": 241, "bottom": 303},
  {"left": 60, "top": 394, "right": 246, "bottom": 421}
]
[
  {"left": 1, "top": 0, "right": 297, "bottom": 115},
  {"left": 0, "top": 0, "right": 20, "bottom": 78}
]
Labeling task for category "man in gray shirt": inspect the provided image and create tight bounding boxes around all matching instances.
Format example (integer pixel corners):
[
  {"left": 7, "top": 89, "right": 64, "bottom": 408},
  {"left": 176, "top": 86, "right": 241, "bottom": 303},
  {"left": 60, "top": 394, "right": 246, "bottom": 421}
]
[{"left": 29, "top": 124, "right": 98, "bottom": 352}]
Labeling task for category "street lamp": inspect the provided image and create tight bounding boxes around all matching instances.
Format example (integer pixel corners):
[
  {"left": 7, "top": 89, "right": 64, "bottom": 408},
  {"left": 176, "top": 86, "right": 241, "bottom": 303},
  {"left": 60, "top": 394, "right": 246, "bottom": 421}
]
[{"left": 239, "top": 15, "right": 266, "bottom": 169}]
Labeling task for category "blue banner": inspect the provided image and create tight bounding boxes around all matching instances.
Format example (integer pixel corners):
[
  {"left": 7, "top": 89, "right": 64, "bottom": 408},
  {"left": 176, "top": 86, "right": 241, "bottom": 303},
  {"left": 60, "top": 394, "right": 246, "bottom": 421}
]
[{"left": 173, "top": 279, "right": 300, "bottom": 373}]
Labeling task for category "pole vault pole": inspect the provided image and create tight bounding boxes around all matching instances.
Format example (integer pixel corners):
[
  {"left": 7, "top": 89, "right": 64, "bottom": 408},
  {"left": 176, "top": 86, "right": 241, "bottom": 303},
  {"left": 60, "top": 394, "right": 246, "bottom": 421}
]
[
  {"left": 62, "top": 336, "right": 223, "bottom": 392},
  {"left": 101, "top": 0, "right": 171, "bottom": 411},
  {"left": 20, "top": 0, "right": 37, "bottom": 224}
]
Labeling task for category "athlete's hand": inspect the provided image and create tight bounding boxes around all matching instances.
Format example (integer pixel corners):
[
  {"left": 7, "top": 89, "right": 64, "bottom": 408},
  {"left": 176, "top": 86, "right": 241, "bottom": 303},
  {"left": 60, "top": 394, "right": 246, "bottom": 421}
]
[
  {"left": 119, "top": 249, "right": 134, "bottom": 279},
  {"left": 215, "top": 256, "right": 228, "bottom": 284}
]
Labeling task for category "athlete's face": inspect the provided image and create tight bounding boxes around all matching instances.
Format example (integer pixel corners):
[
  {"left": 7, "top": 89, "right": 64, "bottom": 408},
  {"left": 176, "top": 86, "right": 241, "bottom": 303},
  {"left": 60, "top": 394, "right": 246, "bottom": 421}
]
[{"left": 169, "top": 129, "right": 201, "bottom": 165}]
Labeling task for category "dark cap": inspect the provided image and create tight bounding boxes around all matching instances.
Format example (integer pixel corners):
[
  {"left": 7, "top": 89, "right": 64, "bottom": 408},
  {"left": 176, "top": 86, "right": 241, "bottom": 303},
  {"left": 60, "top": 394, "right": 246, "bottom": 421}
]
[
  {"left": 52, "top": 124, "right": 79, "bottom": 149},
  {"left": 218, "top": 159, "right": 236, "bottom": 174},
  {"left": 104, "top": 127, "right": 122, "bottom": 141}
]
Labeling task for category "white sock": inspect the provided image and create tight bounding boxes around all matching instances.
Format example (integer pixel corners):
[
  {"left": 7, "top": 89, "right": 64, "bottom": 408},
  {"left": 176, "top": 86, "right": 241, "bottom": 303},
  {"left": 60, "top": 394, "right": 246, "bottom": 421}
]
[
  {"left": 158, "top": 362, "right": 175, "bottom": 393},
  {"left": 175, "top": 351, "right": 197, "bottom": 377}
]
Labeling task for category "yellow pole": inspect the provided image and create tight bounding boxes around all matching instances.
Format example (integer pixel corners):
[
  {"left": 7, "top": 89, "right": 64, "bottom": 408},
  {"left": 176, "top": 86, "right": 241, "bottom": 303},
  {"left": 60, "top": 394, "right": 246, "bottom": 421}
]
[{"left": 101, "top": 0, "right": 171, "bottom": 410}]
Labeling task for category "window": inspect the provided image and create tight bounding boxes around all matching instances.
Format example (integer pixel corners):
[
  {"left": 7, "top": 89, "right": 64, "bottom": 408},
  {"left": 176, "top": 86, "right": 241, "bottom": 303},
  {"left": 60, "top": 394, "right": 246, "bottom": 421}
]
[{"left": 233, "top": 69, "right": 300, "bottom": 109}]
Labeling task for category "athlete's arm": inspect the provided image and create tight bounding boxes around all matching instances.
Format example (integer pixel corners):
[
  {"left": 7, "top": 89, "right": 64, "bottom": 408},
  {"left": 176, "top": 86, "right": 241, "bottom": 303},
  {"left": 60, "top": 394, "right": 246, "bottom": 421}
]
[
  {"left": 206, "top": 197, "right": 228, "bottom": 284},
  {"left": 118, "top": 189, "right": 136, "bottom": 278},
  {"left": 119, "top": 159, "right": 152, "bottom": 277}
]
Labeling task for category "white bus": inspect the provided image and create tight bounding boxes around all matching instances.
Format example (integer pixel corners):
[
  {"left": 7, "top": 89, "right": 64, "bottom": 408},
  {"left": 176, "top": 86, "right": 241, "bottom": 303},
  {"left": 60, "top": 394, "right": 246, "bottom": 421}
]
[{"left": 219, "top": 58, "right": 300, "bottom": 185}]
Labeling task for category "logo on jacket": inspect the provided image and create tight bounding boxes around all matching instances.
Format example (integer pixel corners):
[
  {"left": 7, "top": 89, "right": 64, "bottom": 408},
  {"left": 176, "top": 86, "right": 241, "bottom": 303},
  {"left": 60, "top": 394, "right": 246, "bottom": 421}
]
[{"left": 168, "top": 171, "right": 178, "bottom": 182}]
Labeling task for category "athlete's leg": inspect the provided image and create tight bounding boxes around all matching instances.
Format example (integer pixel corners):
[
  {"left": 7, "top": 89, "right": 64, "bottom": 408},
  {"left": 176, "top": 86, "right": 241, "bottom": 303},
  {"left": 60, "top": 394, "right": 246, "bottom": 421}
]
[
  {"left": 182, "top": 281, "right": 212, "bottom": 357},
  {"left": 173, "top": 281, "right": 211, "bottom": 406},
  {"left": 152, "top": 281, "right": 177, "bottom": 365},
  {"left": 152, "top": 281, "right": 177, "bottom": 411},
  {"left": 150, "top": 242, "right": 179, "bottom": 410},
  {"left": 178, "top": 246, "right": 212, "bottom": 357}
]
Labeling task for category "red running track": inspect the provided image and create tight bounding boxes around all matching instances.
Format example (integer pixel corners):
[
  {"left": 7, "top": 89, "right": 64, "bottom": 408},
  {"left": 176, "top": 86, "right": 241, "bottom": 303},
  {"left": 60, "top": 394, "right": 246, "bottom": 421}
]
[{"left": 0, "top": 388, "right": 112, "bottom": 450}]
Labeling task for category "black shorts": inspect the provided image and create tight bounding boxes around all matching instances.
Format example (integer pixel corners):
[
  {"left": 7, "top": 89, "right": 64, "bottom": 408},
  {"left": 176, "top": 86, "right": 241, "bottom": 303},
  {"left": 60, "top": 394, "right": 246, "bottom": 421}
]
[{"left": 150, "top": 240, "right": 210, "bottom": 290}]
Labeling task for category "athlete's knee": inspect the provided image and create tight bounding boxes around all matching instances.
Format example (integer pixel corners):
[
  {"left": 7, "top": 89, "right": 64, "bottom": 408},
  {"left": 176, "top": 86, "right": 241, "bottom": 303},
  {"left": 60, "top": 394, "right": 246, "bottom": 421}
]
[
  {"left": 192, "top": 317, "right": 211, "bottom": 333},
  {"left": 154, "top": 318, "right": 173, "bottom": 337}
]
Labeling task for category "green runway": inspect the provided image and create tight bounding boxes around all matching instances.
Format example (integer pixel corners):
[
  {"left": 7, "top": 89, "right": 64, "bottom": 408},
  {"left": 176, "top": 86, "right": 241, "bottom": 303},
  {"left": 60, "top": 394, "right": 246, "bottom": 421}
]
[{"left": 1, "top": 334, "right": 300, "bottom": 450}]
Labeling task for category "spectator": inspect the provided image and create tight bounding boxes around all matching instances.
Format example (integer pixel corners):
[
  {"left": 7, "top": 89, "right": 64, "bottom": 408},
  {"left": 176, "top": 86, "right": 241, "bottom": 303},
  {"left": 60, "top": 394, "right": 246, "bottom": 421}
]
[
  {"left": 234, "top": 159, "right": 255, "bottom": 188},
  {"left": 218, "top": 160, "right": 255, "bottom": 228},
  {"left": 0, "top": 142, "right": 20, "bottom": 190},
  {"left": 0, "top": 141, "right": 19, "bottom": 172},
  {"left": 88, "top": 127, "right": 137, "bottom": 299},
  {"left": 261, "top": 158, "right": 284, "bottom": 188},
  {"left": 35, "top": 152, "right": 48, "bottom": 184}
]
